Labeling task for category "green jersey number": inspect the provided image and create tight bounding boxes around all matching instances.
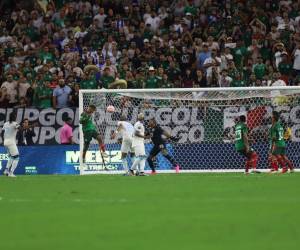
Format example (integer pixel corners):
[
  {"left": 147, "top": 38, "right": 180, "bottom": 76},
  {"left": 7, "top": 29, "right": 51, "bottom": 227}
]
[
  {"left": 278, "top": 129, "right": 284, "bottom": 141},
  {"left": 235, "top": 129, "right": 242, "bottom": 141}
]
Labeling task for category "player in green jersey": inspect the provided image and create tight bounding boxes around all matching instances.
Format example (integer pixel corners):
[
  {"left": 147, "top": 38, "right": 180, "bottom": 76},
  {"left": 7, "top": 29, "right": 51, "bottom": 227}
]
[
  {"left": 80, "top": 104, "right": 108, "bottom": 163},
  {"left": 235, "top": 115, "right": 259, "bottom": 174},
  {"left": 270, "top": 111, "right": 294, "bottom": 173}
]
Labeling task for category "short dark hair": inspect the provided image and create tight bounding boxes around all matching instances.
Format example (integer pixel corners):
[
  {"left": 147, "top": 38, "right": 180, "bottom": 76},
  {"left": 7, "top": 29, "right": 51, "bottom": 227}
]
[
  {"left": 9, "top": 112, "right": 16, "bottom": 123},
  {"left": 89, "top": 104, "right": 96, "bottom": 110},
  {"left": 149, "top": 118, "right": 156, "bottom": 124},
  {"left": 239, "top": 115, "right": 246, "bottom": 123},
  {"left": 22, "top": 118, "right": 29, "bottom": 124},
  {"left": 272, "top": 111, "right": 280, "bottom": 121},
  {"left": 63, "top": 116, "right": 72, "bottom": 122}
]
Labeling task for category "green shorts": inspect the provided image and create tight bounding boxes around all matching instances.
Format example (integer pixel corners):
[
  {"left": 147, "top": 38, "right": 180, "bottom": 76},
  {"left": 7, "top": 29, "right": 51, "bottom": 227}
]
[
  {"left": 84, "top": 130, "right": 99, "bottom": 146},
  {"left": 272, "top": 146, "right": 286, "bottom": 156}
]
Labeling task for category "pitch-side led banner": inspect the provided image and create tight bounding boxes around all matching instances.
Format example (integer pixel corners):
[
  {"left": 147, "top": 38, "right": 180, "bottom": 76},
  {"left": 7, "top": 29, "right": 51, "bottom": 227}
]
[
  {"left": 2, "top": 105, "right": 300, "bottom": 146},
  {"left": 0, "top": 144, "right": 174, "bottom": 175}
]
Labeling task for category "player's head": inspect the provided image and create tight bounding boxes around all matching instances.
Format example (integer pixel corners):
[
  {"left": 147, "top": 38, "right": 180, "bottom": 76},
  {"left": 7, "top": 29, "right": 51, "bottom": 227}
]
[
  {"left": 64, "top": 116, "right": 72, "bottom": 125},
  {"left": 239, "top": 115, "right": 246, "bottom": 123},
  {"left": 120, "top": 114, "right": 127, "bottom": 121},
  {"left": 9, "top": 112, "right": 16, "bottom": 123},
  {"left": 87, "top": 104, "right": 96, "bottom": 114},
  {"left": 137, "top": 113, "right": 144, "bottom": 121},
  {"left": 23, "top": 118, "right": 29, "bottom": 128},
  {"left": 149, "top": 118, "right": 156, "bottom": 128},
  {"left": 272, "top": 111, "right": 280, "bottom": 123}
]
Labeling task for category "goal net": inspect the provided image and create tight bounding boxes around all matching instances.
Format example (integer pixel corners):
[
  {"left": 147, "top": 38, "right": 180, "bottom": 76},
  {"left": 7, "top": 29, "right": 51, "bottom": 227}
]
[{"left": 79, "top": 86, "right": 300, "bottom": 174}]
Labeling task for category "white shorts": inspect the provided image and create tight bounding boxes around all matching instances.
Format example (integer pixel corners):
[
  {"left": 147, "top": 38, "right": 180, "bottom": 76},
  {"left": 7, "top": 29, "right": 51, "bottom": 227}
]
[
  {"left": 4, "top": 143, "right": 19, "bottom": 157},
  {"left": 121, "top": 137, "right": 134, "bottom": 154},
  {"left": 133, "top": 144, "right": 146, "bottom": 157}
]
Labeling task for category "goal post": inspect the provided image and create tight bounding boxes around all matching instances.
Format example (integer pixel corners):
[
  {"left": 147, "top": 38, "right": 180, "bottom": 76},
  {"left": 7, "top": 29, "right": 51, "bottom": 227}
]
[{"left": 79, "top": 86, "right": 300, "bottom": 175}]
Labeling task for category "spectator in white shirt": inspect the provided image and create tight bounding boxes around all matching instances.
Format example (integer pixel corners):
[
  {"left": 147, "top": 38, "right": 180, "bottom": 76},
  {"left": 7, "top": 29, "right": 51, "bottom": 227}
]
[
  {"left": 145, "top": 11, "right": 161, "bottom": 32},
  {"left": 1, "top": 74, "right": 18, "bottom": 106},
  {"left": 220, "top": 47, "right": 233, "bottom": 70},
  {"left": 203, "top": 48, "right": 221, "bottom": 83},
  {"left": 218, "top": 69, "right": 233, "bottom": 87},
  {"left": 17, "top": 76, "right": 30, "bottom": 99},
  {"left": 273, "top": 43, "right": 285, "bottom": 68},
  {"left": 293, "top": 44, "right": 300, "bottom": 74},
  {"left": 270, "top": 72, "right": 286, "bottom": 86},
  {"left": 93, "top": 8, "right": 106, "bottom": 29}
]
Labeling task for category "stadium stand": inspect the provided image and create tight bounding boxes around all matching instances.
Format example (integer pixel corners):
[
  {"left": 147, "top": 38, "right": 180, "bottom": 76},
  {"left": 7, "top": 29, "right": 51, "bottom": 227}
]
[{"left": 0, "top": 0, "right": 300, "bottom": 109}]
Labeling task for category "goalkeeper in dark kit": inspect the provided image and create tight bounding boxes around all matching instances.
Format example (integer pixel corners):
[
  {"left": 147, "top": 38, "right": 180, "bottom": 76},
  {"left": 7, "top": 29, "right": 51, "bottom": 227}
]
[{"left": 146, "top": 118, "right": 180, "bottom": 174}]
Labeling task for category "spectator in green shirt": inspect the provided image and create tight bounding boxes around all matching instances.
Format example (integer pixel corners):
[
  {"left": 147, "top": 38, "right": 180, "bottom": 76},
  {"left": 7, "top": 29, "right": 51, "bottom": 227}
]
[
  {"left": 253, "top": 57, "right": 267, "bottom": 80},
  {"left": 35, "top": 81, "right": 53, "bottom": 108},
  {"left": 100, "top": 67, "right": 115, "bottom": 88},
  {"left": 144, "top": 66, "right": 159, "bottom": 88},
  {"left": 80, "top": 73, "right": 99, "bottom": 89},
  {"left": 278, "top": 52, "right": 293, "bottom": 83},
  {"left": 232, "top": 40, "right": 248, "bottom": 69},
  {"left": 231, "top": 72, "right": 247, "bottom": 87},
  {"left": 39, "top": 46, "right": 54, "bottom": 64}
]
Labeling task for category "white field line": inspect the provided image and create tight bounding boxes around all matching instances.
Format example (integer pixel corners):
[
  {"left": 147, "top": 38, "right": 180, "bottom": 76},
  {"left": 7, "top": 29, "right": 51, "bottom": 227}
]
[{"left": 80, "top": 169, "right": 300, "bottom": 175}]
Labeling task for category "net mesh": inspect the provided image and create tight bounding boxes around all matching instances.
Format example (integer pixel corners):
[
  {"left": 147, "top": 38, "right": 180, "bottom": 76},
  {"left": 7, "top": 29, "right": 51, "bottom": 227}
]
[{"left": 80, "top": 88, "right": 300, "bottom": 173}]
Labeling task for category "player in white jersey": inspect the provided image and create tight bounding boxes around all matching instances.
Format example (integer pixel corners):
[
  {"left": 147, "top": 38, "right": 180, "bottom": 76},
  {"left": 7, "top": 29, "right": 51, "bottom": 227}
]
[
  {"left": 112, "top": 115, "right": 134, "bottom": 174},
  {"left": 130, "top": 113, "right": 147, "bottom": 176},
  {"left": 1, "top": 113, "right": 20, "bottom": 177}
]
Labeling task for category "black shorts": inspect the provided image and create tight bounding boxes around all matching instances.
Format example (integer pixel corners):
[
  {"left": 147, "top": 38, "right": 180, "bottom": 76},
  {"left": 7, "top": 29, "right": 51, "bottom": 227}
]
[{"left": 149, "top": 144, "right": 168, "bottom": 158}]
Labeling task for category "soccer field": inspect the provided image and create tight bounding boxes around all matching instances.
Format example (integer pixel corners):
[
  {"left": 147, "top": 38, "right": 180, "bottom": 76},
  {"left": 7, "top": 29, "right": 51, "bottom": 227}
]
[{"left": 0, "top": 174, "right": 299, "bottom": 250}]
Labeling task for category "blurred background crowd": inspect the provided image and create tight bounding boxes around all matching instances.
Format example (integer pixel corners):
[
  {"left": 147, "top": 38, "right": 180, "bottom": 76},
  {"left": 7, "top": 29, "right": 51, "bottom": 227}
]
[{"left": 1, "top": 0, "right": 300, "bottom": 109}]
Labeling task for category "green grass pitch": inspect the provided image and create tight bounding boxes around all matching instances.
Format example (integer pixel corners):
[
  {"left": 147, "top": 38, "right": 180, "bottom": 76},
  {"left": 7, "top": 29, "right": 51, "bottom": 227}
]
[{"left": 0, "top": 173, "right": 300, "bottom": 250}]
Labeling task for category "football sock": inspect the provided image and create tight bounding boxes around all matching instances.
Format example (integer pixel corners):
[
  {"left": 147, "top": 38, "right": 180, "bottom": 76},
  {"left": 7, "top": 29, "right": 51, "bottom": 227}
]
[
  {"left": 10, "top": 156, "right": 19, "bottom": 174},
  {"left": 139, "top": 158, "right": 146, "bottom": 173},
  {"left": 147, "top": 157, "right": 155, "bottom": 171},
  {"left": 276, "top": 156, "right": 286, "bottom": 169},
  {"left": 164, "top": 154, "right": 176, "bottom": 167},
  {"left": 122, "top": 158, "right": 128, "bottom": 172},
  {"left": 5, "top": 157, "right": 13, "bottom": 172},
  {"left": 131, "top": 157, "right": 141, "bottom": 171},
  {"left": 284, "top": 158, "right": 294, "bottom": 170},
  {"left": 270, "top": 159, "right": 279, "bottom": 171},
  {"left": 245, "top": 160, "right": 251, "bottom": 172},
  {"left": 251, "top": 152, "right": 258, "bottom": 169},
  {"left": 269, "top": 157, "right": 278, "bottom": 171}
]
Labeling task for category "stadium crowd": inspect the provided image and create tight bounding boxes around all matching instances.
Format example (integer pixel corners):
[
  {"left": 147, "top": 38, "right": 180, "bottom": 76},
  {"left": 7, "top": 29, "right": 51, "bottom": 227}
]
[{"left": 1, "top": 0, "right": 300, "bottom": 108}]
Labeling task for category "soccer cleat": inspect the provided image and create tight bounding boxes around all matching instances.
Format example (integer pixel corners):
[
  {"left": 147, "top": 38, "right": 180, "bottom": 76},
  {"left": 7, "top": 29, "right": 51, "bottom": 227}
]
[
  {"left": 151, "top": 170, "right": 156, "bottom": 175},
  {"left": 3, "top": 169, "right": 9, "bottom": 176},
  {"left": 250, "top": 170, "right": 261, "bottom": 174},
  {"left": 138, "top": 172, "right": 147, "bottom": 176},
  {"left": 123, "top": 171, "right": 131, "bottom": 176},
  {"left": 175, "top": 165, "right": 180, "bottom": 173},
  {"left": 8, "top": 173, "right": 16, "bottom": 178},
  {"left": 269, "top": 169, "right": 279, "bottom": 174},
  {"left": 281, "top": 167, "right": 288, "bottom": 174},
  {"left": 128, "top": 169, "right": 135, "bottom": 176}
]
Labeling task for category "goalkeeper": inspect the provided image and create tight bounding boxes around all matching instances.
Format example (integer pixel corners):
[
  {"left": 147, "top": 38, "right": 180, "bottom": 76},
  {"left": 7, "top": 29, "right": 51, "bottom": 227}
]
[
  {"left": 234, "top": 115, "right": 259, "bottom": 174},
  {"left": 80, "top": 104, "right": 108, "bottom": 163},
  {"left": 146, "top": 118, "right": 180, "bottom": 174}
]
